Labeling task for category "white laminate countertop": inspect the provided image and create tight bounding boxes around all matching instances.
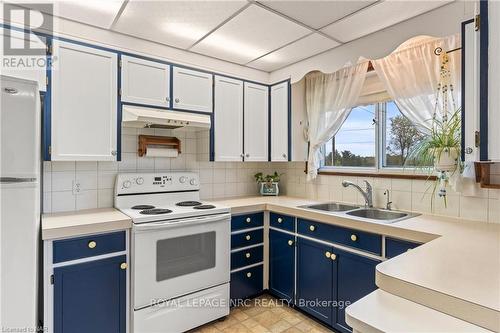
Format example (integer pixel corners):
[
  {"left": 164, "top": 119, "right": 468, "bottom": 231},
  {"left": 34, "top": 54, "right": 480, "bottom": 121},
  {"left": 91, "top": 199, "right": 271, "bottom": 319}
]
[
  {"left": 42, "top": 208, "right": 132, "bottom": 240},
  {"left": 213, "top": 196, "right": 500, "bottom": 332}
]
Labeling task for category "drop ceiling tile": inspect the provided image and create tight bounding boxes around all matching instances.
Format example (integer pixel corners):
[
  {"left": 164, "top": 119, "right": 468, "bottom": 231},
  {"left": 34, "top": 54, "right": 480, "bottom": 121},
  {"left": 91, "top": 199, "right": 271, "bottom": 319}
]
[
  {"left": 113, "top": 0, "right": 248, "bottom": 49},
  {"left": 321, "top": 0, "right": 453, "bottom": 43},
  {"left": 259, "top": 0, "right": 376, "bottom": 29},
  {"left": 191, "top": 4, "right": 311, "bottom": 64},
  {"left": 248, "top": 33, "right": 340, "bottom": 71}
]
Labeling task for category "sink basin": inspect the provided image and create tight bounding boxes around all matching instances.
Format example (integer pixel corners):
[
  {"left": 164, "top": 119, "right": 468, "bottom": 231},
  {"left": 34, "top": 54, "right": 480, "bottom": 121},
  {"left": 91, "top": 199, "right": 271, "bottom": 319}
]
[
  {"left": 304, "top": 203, "right": 360, "bottom": 212},
  {"left": 346, "top": 208, "right": 408, "bottom": 221}
]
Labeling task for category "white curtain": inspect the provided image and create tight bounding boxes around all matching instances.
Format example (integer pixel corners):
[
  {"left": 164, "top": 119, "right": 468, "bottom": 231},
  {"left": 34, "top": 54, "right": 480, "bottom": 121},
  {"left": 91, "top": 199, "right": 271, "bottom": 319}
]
[
  {"left": 372, "top": 34, "right": 461, "bottom": 134},
  {"left": 305, "top": 60, "right": 369, "bottom": 180}
]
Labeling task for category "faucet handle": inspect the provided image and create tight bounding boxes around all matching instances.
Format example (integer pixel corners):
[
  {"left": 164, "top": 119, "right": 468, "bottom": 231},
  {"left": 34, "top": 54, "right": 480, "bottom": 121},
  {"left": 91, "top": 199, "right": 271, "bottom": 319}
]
[{"left": 363, "top": 180, "right": 372, "bottom": 191}]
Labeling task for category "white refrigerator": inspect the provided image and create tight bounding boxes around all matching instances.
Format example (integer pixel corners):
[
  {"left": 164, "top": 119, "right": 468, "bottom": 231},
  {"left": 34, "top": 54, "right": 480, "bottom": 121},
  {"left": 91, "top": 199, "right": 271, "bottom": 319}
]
[{"left": 0, "top": 75, "right": 41, "bottom": 331}]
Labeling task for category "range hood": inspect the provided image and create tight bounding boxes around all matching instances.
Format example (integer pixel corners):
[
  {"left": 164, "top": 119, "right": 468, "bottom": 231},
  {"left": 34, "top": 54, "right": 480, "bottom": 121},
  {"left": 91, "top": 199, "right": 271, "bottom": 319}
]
[{"left": 122, "top": 105, "right": 211, "bottom": 129}]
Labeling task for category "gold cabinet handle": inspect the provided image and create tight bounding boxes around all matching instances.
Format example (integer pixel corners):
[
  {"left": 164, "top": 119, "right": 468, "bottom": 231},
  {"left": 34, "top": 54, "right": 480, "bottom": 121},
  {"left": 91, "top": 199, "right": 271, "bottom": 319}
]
[
  {"left": 120, "top": 263, "right": 128, "bottom": 270},
  {"left": 330, "top": 253, "right": 337, "bottom": 261},
  {"left": 287, "top": 240, "right": 294, "bottom": 246},
  {"left": 245, "top": 252, "right": 251, "bottom": 258},
  {"left": 277, "top": 217, "right": 283, "bottom": 223},
  {"left": 325, "top": 251, "right": 331, "bottom": 258},
  {"left": 245, "top": 217, "right": 251, "bottom": 223},
  {"left": 351, "top": 234, "right": 358, "bottom": 242},
  {"left": 88, "top": 241, "right": 97, "bottom": 249},
  {"left": 246, "top": 272, "right": 252, "bottom": 278},
  {"left": 245, "top": 235, "right": 251, "bottom": 241},
  {"left": 309, "top": 225, "right": 316, "bottom": 232}
]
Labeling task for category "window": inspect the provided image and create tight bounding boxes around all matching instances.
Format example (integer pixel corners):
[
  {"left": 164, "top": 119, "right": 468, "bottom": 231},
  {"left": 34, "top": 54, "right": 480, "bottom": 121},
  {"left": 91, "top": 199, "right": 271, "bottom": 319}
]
[{"left": 321, "top": 101, "right": 424, "bottom": 170}]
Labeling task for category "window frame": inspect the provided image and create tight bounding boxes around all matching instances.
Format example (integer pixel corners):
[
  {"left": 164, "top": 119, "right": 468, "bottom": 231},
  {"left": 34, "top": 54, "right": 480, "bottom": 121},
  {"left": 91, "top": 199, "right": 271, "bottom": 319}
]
[{"left": 319, "top": 101, "right": 420, "bottom": 174}]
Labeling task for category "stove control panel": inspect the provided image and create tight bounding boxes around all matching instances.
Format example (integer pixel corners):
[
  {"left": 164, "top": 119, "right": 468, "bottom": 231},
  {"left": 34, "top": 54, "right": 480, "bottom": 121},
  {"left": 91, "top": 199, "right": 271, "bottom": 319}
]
[{"left": 115, "top": 172, "right": 200, "bottom": 195}]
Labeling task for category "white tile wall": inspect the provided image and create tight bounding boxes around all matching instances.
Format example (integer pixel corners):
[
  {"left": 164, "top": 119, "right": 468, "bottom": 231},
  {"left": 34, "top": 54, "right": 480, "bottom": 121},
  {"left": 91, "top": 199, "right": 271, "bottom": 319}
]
[{"left": 43, "top": 128, "right": 287, "bottom": 213}]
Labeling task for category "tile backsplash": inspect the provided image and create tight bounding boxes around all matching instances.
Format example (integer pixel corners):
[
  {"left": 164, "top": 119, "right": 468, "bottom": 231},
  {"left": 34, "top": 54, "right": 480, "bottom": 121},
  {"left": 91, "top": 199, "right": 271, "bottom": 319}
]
[{"left": 43, "top": 129, "right": 499, "bottom": 224}]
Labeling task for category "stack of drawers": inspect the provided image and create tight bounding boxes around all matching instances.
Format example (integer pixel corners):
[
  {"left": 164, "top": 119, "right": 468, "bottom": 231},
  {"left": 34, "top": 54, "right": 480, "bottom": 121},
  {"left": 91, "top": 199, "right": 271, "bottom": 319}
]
[{"left": 229, "top": 212, "right": 264, "bottom": 302}]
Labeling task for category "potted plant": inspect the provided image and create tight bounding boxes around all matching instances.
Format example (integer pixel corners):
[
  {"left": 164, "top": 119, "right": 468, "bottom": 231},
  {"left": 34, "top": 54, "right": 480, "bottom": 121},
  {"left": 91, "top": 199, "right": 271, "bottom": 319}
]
[
  {"left": 254, "top": 172, "right": 284, "bottom": 196},
  {"left": 407, "top": 108, "right": 462, "bottom": 206}
]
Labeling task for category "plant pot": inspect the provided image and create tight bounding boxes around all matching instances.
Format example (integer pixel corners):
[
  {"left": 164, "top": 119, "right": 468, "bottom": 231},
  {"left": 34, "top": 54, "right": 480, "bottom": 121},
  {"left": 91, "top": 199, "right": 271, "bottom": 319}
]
[
  {"left": 434, "top": 147, "right": 459, "bottom": 172},
  {"left": 259, "top": 182, "right": 279, "bottom": 196}
]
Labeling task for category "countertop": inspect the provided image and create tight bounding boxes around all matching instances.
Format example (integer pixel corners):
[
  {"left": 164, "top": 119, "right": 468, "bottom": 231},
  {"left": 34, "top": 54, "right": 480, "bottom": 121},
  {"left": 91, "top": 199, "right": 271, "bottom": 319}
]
[
  {"left": 213, "top": 196, "right": 500, "bottom": 332},
  {"left": 42, "top": 208, "right": 132, "bottom": 240}
]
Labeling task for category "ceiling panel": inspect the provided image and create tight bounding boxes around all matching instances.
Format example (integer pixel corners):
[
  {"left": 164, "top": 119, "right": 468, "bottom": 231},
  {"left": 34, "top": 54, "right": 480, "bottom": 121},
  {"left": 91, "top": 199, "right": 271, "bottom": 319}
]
[
  {"left": 191, "top": 4, "right": 311, "bottom": 64},
  {"left": 248, "top": 33, "right": 340, "bottom": 71},
  {"left": 321, "top": 0, "right": 452, "bottom": 43},
  {"left": 113, "top": 0, "right": 247, "bottom": 49},
  {"left": 259, "top": 0, "right": 377, "bottom": 29}
]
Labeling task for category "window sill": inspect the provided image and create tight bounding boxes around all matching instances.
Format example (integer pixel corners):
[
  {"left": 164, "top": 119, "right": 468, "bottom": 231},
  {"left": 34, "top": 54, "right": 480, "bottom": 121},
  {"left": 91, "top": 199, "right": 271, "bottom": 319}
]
[{"left": 318, "top": 167, "right": 437, "bottom": 181}]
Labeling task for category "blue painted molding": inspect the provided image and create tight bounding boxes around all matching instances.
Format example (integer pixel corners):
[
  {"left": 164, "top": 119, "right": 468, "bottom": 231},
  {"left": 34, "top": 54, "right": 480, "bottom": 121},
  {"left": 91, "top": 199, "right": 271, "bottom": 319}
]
[
  {"left": 117, "top": 54, "right": 122, "bottom": 161},
  {"left": 461, "top": 19, "right": 475, "bottom": 162},
  {"left": 479, "top": 0, "right": 489, "bottom": 161},
  {"left": 43, "top": 38, "right": 52, "bottom": 161},
  {"left": 268, "top": 85, "right": 272, "bottom": 162},
  {"left": 287, "top": 79, "right": 292, "bottom": 161}
]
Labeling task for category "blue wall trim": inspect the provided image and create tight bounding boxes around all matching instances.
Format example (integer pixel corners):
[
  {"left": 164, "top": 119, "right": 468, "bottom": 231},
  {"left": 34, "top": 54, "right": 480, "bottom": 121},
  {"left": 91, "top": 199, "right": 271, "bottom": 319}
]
[
  {"left": 43, "top": 38, "right": 52, "bottom": 161},
  {"left": 461, "top": 19, "right": 475, "bottom": 162},
  {"left": 268, "top": 85, "right": 272, "bottom": 162},
  {"left": 479, "top": 0, "right": 489, "bottom": 161},
  {"left": 287, "top": 79, "right": 292, "bottom": 161},
  {"left": 210, "top": 74, "right": 215, "bottom": 161},
  {"left": 117, "top": 54, "right": 122, "bottom": 161}
]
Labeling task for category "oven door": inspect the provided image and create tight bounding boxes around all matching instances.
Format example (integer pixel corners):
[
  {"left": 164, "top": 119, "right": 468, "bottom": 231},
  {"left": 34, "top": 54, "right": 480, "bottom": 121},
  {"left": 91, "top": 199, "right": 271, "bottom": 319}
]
[{"left": 132, "top": 213, "right": 230, "bottom": 309}]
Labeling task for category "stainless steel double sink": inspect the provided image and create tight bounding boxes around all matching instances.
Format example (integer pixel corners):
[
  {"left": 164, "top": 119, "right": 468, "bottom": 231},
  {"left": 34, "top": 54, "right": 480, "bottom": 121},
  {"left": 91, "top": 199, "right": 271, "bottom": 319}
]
[{"left": 299, "top": 202, "right": 418, "bottom": 224}]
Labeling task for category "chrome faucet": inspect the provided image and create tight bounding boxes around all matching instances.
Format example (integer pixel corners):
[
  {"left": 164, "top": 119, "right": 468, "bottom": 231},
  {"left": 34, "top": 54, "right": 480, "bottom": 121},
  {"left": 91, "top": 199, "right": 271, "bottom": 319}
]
[
  {"left": 342, "top": 180, "right": 373, "bottom": 207},
  {"left": 384, "top": 189, "right": 393, "bottom": 210}
]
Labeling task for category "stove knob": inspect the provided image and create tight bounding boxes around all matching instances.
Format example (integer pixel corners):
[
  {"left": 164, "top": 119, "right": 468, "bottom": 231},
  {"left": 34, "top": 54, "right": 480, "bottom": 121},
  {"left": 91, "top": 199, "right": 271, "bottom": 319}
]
[
  {"left": 136, "top": 177, "right": 144, "bottom": 185},
  {"left": 190, "top": 178, "right": 198, "bottom": 186},
  {"left": 123, "top": 180, "right": 131, "bottom": 188},
  {"left": 179, "top": 176, "right": 188, "bottom": 183}
]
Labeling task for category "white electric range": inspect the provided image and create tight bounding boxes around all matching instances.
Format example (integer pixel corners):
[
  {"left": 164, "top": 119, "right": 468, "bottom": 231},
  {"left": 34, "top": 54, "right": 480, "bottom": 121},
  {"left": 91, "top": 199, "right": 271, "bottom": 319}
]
[{"left": 115, "top": 172, "right": 231, "bottom": 333}]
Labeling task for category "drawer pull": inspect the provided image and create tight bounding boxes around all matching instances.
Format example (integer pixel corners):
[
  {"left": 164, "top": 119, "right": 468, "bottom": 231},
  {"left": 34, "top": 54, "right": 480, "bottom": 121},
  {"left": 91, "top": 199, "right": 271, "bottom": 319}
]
[
  {"left": 245, "top": 217, "right": 251, "bottom": 223},
  {"left": 330, "top": 253, "right": 337, "bottom": 261},
  {"left": 120, "top": 263, "right": 128, "bottom": 270},
  {"left": 350, "top": 234, "right": 358, "bottom": 242},
  {"left": 288, "top": 240, "right": 294, "bottom": 246},
  {"left": 325, "top": 251, "right": 331, "bottom": 258},
  {"left": 245, "top": 235, "right": 251, "bottom": 241},
  {"left": 309, "top": 225, "right": 316, "bottom": 232},
  {"left": 246, "top": 272, "right": 252, "bottom": 278},
  {"left": 277, "top": 217, "right": 283, "bottom": 223},
  {"left": 245, "top": 252, "right": 251, "bottom": 258},
  {"left": 88, "top": 241, "right": 97, "bottom": 249}
]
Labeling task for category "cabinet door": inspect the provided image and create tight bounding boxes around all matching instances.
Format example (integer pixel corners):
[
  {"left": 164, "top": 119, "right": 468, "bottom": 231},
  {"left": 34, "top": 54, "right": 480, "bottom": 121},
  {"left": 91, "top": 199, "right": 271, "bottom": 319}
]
[
  {"left": 53, "top": 255, "right": 126, "bottom": 333},
  {"left": 269, "top": 230, "right": 295, "bottom": 302},
  {"left": 270, "top": 81, "right": 290, "bottom": 161},
  {"left": 334, "top": 250, "right": 379, "bottom": 333},
  {"left": 214, "top": 75, "right": 243, "bottom": 161},
  {"left": 121, "top": 55, "right": 170, "bottom": 107},
  {"left": 172, "top": 67, "right": 212, "bottom": 113},
  {"left": 296, "top": 238, "right": 336, "bottom": 326},
  {"left": 1, "top": 28, "right": 47, "bottom": 91},
  {"left": 51, "top": 40, "right": 117, "bottom": 161},
  {"left": 244, "top": 82, "right": 269, "bottom": 161}
]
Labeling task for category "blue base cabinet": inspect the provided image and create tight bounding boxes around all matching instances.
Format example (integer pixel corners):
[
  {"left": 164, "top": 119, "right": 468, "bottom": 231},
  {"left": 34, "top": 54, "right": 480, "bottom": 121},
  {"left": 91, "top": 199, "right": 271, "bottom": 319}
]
[
  {"left": 54, "top": 255, "right": 127, "bottom": 333},
  {"left": 269, "top": 229, "right": 295, "bottom": 302},
  {"left": 296, "top": 238, "right": 336, "bottom": 326}
]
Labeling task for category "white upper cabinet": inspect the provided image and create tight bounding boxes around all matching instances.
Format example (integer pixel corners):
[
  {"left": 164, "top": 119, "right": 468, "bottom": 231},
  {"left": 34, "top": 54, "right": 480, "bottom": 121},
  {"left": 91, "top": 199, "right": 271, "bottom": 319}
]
[
  {"left": 51, "top": 40, "right": 117, "bottom": 161},
  {"left": 172, "top": 67, "right": 213, "bottom": 113},
  {"left": 1, "top": 29, "right": 47, "bottom": 92},
  {"left": 120, "top": 55, "right": 170, "bottom": 107},
  {"left": 214, "top": 76, "right": 243, "bottom": 161},
  {"left": 244, "top": 82, "right": 269, "bottom": 161},
  {"left": 270, "top": 81, "right": 290, "bottom": 161}
]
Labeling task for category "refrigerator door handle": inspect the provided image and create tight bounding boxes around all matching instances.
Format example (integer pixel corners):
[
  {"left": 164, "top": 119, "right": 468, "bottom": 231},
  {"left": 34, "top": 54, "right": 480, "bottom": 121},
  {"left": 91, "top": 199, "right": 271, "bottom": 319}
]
[{"left": 0, "top": 177, "right": 37, "bottom": 184}]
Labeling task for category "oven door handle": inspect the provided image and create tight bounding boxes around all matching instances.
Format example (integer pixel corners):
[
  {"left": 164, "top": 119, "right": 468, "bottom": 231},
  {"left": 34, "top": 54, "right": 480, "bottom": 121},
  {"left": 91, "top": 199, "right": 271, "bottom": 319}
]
[{"left": 133, "top": 213, "right": 231, "bottom": 232}]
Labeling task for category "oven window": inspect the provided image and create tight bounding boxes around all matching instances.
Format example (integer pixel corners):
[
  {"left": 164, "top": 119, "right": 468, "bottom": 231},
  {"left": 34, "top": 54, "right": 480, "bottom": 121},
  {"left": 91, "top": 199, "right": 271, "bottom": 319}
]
[{"left": 156, "top": 232, "right": 216, "bottom": 281}]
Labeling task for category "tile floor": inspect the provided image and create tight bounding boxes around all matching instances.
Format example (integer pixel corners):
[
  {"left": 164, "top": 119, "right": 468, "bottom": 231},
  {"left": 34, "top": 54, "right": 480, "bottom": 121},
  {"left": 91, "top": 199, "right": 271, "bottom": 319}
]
[{"left": 188, "top": 295, "right": 335, "bottom": 333}]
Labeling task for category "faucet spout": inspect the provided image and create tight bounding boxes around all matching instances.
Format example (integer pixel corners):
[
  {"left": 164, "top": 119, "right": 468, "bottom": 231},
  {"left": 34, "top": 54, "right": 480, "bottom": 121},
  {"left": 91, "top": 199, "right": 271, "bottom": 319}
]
[{"left": 342, "top": 180, "right": 373, "bottom": 207}]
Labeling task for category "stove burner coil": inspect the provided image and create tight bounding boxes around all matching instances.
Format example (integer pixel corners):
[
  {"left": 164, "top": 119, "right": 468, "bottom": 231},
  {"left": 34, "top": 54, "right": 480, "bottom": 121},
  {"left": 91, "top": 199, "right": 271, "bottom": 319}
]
[
  {"left": 132, "top": 205, "right": 155, "bottom": 210},
  {"left": 193, "top": 205, "right": 216, "bottom": 210},
  {"left": 139, "top": 208, "right": 173, "bottom": 215},
  {"left": 176, "top": 201, "right": 203, "bottom": 207}
]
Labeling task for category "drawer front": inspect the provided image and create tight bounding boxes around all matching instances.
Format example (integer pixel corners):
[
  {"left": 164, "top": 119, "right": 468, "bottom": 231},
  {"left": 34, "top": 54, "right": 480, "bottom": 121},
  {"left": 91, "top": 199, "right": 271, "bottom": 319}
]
[
  {"left": 231, "top": 212, "right": 264, "bottom": 231},
  {"left": 231, "top": 229, "right": 263, "bottom": 249},
  {"left": 298, "top": 219, "right": 382, "bottom": 255},
  {"left": 53, "top": 231, "right": 126, "bottom": 263},
  {"left": 231, "top": 246, "right": 264, "bottom": 270},
  {"left": 385, "top": 238, "right": 421, "bottom": 258},
  {"left": 270, "top": 212, "right": 295, "bottom": 232},
  {"left": 230, "top": 265, "right": 263, "bottom": 301}
]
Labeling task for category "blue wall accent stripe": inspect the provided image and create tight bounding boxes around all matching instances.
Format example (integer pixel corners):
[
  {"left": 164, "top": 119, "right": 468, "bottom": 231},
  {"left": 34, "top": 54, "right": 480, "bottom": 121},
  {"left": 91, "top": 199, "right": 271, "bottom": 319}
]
[
  {"left": 43, "top": 38, "right": 52, "bottom": 161},
  {"left": 117, "top": 54, "right": 122, "bottom": 161},
  {"left": 479, "top": 0, "right": 489, "bottom": 161},
  {"left": 268, "top": 85, "right": 272, "bottom": 162},
  {"left": 287, "top": 79, "right": 292, "bottom": 161}
]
